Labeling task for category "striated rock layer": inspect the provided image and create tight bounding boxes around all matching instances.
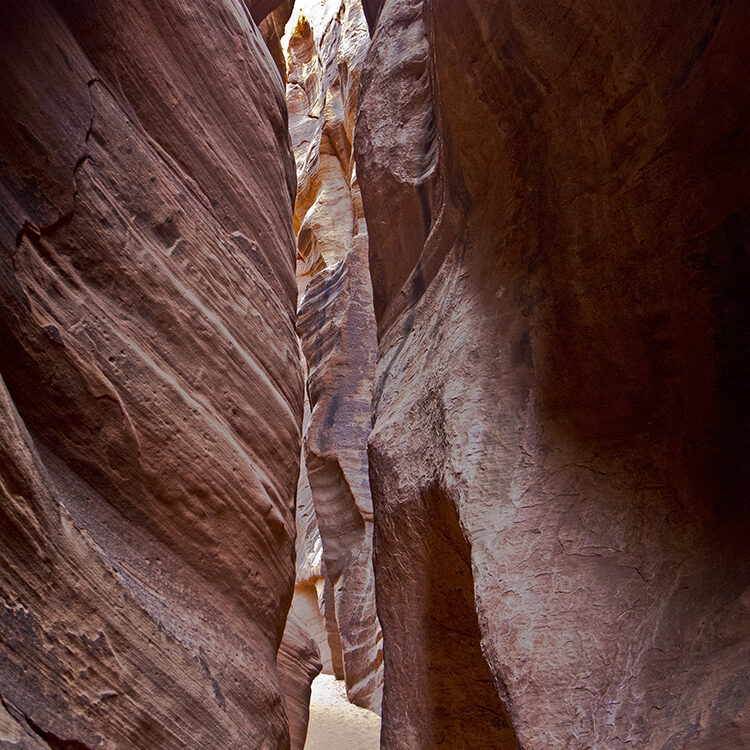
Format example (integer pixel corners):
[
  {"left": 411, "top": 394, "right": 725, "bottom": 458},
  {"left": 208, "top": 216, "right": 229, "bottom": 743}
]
[
  {"left": 259, "top": 1, "right": 295, "bottom": 83},
  {"left": 279, "top": 464, "right": 323, "bottom": 750},
  {"left": 0, "top": 0, "right": 303, "bottom": 747},
  {"left": 293, "top": 400, "right": 345, "bottom": 681},
  {"left": 287, "top": 0, "right": 383, "bottom": 713},
  {"left": 357, "top": 0, "right": 750, "bottom": 748},
  {"left": 298, "top": 234, "right": 382, "bottom": 711}
]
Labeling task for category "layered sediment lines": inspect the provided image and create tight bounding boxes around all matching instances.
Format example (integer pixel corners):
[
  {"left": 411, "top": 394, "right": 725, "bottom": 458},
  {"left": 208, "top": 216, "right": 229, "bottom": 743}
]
[
  {"left": 356, "top": 0, "right": 750, "bottom": 748},
  {"left": 4, "top": 0, "right": 749, "bottom": 747},
  {"left": 287, "top": 0, "right": 370, "bottom": 289},
  {"left": 277, "top": 605, "right": 322, "bottom": 750},
  {"left": 0, "top": 0, "right": 304, "bottom": 746}
]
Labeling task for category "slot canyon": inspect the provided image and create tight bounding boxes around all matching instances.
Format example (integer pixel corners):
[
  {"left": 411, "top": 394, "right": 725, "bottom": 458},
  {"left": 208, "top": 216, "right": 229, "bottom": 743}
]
[{"left": 0, "top": 0, "right": 748, "bottom": 747}]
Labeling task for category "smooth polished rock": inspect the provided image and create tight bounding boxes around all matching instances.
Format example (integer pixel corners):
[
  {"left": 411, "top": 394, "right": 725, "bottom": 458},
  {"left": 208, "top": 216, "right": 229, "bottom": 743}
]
[{"left": 286, "top": 0, "right": 370, "bottom": 293}]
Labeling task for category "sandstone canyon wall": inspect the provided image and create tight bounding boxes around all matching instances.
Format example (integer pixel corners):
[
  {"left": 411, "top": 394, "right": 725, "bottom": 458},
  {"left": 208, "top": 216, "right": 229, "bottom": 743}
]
[
  {"left": 297, "top": 234, "right": 382, "bottom": 711},
  {"left": 292, "top": 403, "right": 344, "bottom": 682},
  {"left": 258, "top": 1, "right": 295, "bottom": 82},
  {"left": 286, "top": 0, "right": 383, "bottom": 713},
  {"left": 4, "top": 0, "right": 749, "bottom": 747},
  {"left": 276, "top": 604, "right": 321, "bottom": 750},
  {"left": 356, "top": 0, "right": 750, "bottom": 748},
  {"left": 0, "top": 0, "right": 307, "bottom": 747}
]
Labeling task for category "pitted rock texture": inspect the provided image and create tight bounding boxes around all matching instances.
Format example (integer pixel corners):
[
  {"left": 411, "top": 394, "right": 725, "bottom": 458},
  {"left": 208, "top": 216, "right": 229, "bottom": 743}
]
[
  {"left": 357, "top": 0, "right": 750, "bottom": 748},
  {"left": 297, "top": 233, "right": 383, "bottom": 712},
  {"left": 286, "top": 0, "right": 370, "bottom": 292},
  {"left": 0, "top": 0, "right": 302, "bottom": 746}
]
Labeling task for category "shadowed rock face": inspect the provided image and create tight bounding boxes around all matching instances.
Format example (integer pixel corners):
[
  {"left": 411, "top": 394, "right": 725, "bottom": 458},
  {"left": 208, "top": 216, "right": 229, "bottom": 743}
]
[
  {"left": 5, "top": 0, "right": 749, "bottom": 746},
  {"left": 369, "top": 479, "right": 517, "bottom": 747},
  {"left": 250, "top": 0, "right": 289, "bottom": 24},
  {"left": 292, "top": 400, "right": 345, "bottom": 681},
  {"left": 259, "top": 1, "right": 295, "bottom": 83},
  {"left": 278, "top": 444, "right": 325, "bottom": 750},
  {"left": 360, "top": 0, "right": 382, "bottom": 35},
  {"left": 0, "top": 0, "right": 303, "bottom": 746},
  {"left": 357, "top": 0, "right": 750, "bottom": 748},
  {"left": 277, "top": 605, "right": 322, "bottom": 750}
]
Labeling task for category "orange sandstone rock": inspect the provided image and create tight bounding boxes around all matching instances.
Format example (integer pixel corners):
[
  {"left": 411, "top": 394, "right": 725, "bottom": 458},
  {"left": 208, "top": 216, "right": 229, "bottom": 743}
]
[
  {"left": 286, "top": 0, "right": 370, "bottom": 294},
  {"left": 287, "top": 0, "right": 383, "bottom": 714}
]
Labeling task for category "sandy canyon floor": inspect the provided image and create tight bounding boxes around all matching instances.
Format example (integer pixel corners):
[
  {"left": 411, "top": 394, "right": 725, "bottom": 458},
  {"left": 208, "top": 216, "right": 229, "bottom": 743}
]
[{"left": 304, "top": 675, "right": 381, "bottom": 749}]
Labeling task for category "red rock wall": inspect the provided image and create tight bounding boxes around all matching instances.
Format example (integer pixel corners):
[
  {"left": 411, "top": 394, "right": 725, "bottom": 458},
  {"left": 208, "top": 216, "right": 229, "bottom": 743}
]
[
  {"left": 0, "top": 0, "right": 303, "bottom": 746},
  {"left": 259, "top": 1, "right": 295, "bottom": 83},
  {"left": 278, "top": 458, "right": 324, "bottom": 750},
  {"left": 277, "top": 606, "right": 322, "bottom": 750},
  {"left": 293, "top": 400, "right": 345, "bottom": 680},
  {"left": 357, "top": 0, "right": 750, "bottom": 748}
]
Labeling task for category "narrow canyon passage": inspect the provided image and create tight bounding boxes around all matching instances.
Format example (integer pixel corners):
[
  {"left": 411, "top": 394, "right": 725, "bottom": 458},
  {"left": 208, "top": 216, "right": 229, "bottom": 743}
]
[{"left": 1, "top": 0, "right": 749, "bottom": 749}]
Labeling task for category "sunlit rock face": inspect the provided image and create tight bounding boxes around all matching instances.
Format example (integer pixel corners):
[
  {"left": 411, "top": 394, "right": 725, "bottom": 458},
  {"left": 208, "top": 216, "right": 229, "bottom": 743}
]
[
  {"left": 0, "top": 0, "right": 304, "bottom": 746},
  {"left": 285, "top": 0, "right": 383, "bottom": 713},
  {"left": 356, "top": 0, "right": 750, "bottom": 748},
  {"left": 286, "top": 0, "right": 370, "bottom": 293}
]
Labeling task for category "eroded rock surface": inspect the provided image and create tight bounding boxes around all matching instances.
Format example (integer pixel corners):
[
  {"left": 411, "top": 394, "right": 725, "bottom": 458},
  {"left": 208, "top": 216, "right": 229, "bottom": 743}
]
[
  {"left": 0, "top": 0, "right": 302, "bottom": 746},
  {"left": 259, "top": 1, "right": 295, "bottom": 82},
  {"left": 357, "top": 0, "right": 750, "bottom": 748},
  {"left": 277, "top": 605, "right": 322, "bottom": 750},
  {"left": 292, "top": 408, "right": 345, "bottom": 680}
]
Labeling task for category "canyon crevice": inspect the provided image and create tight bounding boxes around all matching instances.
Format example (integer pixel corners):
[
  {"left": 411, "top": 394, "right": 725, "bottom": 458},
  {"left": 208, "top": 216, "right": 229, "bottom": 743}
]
[
  {"left": 2, "top": 0, "right": 749, "bottom": 748},
  {"left": 287, "top": 0, "right": 383, "bottom": 717}
]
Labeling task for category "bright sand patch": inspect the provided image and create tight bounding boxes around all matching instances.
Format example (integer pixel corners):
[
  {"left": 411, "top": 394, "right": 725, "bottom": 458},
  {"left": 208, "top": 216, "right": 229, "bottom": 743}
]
[{"left": 304, "top": 674, "right": 380, "bottom": 749}]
